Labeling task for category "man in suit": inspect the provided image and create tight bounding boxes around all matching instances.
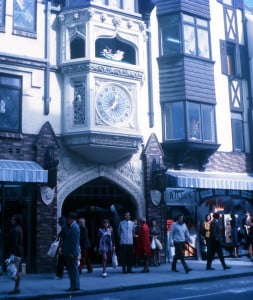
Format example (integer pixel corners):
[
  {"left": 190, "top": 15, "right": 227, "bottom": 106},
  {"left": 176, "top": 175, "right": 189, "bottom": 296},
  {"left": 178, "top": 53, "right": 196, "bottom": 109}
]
[
  {"left": 62, "top": 212, "right": 80, "bottom": 292},
  {"left": 206, "top": 212, "right": 231, "bottom": 271}
]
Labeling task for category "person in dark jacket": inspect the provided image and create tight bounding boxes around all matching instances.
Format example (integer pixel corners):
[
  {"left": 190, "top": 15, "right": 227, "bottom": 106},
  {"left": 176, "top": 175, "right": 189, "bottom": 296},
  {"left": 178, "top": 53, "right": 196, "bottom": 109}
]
[
  {"left": 62, "top": 212, "right": 80, "bottom": 292},
  {"left": 7, "top": 215, "right": 24, "bottom": 294},
  {"left": 77, "top": 218, "right": 92, "bottom": 274},
  {"left": 54, "top": 216, "right": 67, "bottom": 279},
  {"left": 206, "top": 212, "right": 231, "bottom": 270}
]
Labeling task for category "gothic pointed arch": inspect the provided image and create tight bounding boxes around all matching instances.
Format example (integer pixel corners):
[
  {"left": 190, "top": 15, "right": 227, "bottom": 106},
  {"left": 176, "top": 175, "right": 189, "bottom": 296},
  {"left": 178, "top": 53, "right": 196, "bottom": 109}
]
[{"left": 57, "top": 165, "right": 144, "bottom": 218}]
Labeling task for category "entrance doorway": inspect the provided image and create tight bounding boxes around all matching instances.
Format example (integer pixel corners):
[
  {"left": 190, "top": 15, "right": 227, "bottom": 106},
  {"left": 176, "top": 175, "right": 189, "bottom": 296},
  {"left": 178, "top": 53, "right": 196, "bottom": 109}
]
[{"left": 61, "top": 177, "right": 136, "bottom": 264}]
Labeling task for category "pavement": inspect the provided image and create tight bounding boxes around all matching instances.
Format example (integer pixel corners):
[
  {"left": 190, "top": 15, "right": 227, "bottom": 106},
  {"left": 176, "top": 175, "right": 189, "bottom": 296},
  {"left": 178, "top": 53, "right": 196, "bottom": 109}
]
[{"left": 1, "top": 257, "right": 253, "bottom": 300}]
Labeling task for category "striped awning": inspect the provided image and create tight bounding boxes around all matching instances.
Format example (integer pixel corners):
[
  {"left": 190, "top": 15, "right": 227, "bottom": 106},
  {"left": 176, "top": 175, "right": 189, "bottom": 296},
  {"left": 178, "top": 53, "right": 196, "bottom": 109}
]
[
  {"left": 166, "top": 170, "right": 253, "bottom": 191},
  {"left": 0, "top": 159, "right": 48, "bottom": 183}
]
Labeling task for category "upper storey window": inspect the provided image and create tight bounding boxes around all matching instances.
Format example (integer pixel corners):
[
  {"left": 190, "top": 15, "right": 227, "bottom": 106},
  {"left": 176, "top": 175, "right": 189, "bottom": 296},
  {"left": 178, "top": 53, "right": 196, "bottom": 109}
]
[
  {"left": 95, "top": 37, "right": 136, "bottom": 64},
  {"left": 160, "top": 13, "right": 211, "bottom": 59},
  {"left": 183, "top": 14, "right": 210, "bottom": 59},
  {"left": 13, "top": 0, "right": 36, "bottom": 35},
  {"left": 0, "top": 74, "right": 22, "bottom": 133},
  {"left": 0, "top": 0, "right": 5, "bottom": 30},
  {"left": 70, "top": 37, "right": 85, "bottom": 59}
]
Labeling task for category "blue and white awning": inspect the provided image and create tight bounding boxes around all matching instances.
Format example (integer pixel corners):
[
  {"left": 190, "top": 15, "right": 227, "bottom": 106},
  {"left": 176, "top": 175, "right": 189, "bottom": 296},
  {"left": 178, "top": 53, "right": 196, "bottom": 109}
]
[
  {"left": 166, "top": 170, "right": 253, "bottom": 191},
  {"left": 0, "top": 160, "right": 48, "bottom": 183}
]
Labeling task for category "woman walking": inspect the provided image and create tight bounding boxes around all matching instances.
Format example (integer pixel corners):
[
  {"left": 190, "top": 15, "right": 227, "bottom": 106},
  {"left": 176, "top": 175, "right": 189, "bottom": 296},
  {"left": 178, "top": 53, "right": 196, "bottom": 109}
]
[{"left": 97, "top": 219, "right": 115, "bottom": 277}]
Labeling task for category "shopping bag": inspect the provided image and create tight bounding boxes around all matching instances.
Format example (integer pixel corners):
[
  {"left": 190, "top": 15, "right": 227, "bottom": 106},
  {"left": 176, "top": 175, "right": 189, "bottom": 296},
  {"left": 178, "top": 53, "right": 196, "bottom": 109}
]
[
  {"left": 112, "top": 251, "right": 118, "bottom": 268},
  {"left": 151, "top": 237, "right": 156, "bottom": 250},
  {"left": 5, "top": 255, "right": 21, "bottom": 280},
  {"left": 47, "top": 238, "right": 60, "bottom": 257},
  {"left": 155, "top": 238, "right": 163, "bottom": 250}
]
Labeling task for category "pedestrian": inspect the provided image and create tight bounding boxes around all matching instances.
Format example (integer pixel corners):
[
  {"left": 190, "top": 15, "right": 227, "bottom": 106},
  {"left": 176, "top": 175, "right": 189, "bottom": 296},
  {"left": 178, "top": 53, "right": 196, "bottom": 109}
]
[
  {"left": 206, "top": 212, "right": 231, "bottom": 271},
  {"left": 136, "top": 218, "right": 151, "bottom": 273},
  {"left": 230, "top": 213, "right": 241, "bottom": 258},
  {"left": 169, "top": 214, "right": 192, "bottom": 274},
  {"left": 62, "top": 211, "right": 80, "bottom": 292},
  {"left": 133, "top": 218, "right": 139, "bottom": 267},
  {"left": 97, "top": 219, "right": 115, "bottom": 277},
  {"left": 201, "top": 213, "right": 212, "bottom": 260},
  {"left": 248, "top": 217, "right": 253, "bottom": 261},
  {"left": 77, "top": 218, "right": 92, "bottom": 274},
  {"left": 54, "top": 216, "right": 67, "bottom": 279},
  {"left": 7, "top": 215, "right": 24, "bottom": 294},
  {"left": 243, "top": 211, "right": 252, "bottom": 258},
  {"left": 118, "top": 211, "right": 135, "bottom": 274},
  {"left": 149, "top": 218, "right": 161, "bottom": 266}
]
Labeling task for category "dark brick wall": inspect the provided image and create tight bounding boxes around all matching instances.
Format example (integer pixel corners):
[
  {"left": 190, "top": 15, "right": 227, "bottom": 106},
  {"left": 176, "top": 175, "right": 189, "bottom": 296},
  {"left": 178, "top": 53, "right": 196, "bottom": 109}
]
[
  {"left": 143, "top": 133, "right": 167, "bottom": 262},
  {"left": 0, "top": 122, "right": 58, "bottom": 273}
]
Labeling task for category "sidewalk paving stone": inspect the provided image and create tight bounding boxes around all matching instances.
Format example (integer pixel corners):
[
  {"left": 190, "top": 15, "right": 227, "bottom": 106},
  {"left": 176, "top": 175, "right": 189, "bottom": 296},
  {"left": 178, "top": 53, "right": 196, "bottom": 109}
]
[{"left": 0, "top": 257, "right": 253, "bottom": 299}]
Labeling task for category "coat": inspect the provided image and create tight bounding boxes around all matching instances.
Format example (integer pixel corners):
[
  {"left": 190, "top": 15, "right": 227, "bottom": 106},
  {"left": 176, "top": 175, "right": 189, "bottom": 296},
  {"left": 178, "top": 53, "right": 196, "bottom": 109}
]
[{"left": 135, "top": 223, "right": 151, "bottom": 257}]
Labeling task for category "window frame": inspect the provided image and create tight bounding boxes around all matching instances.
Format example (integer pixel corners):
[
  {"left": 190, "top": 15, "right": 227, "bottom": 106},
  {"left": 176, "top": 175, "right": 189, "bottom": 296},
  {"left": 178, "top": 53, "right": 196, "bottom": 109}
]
[
  {"left": 0, "top": 0, "right": 5, "bottom": 30},
  {"left": 163, "top": 101, "right": 217, "bottom": 143},
  {"left": 182, "top": 13, "right": 211, "bottom": 59},
  {"left": 231, "top": 118, "right": 244, "bottom": 152},
  {"left": 13, "top": 0, "right": 37, "bottom": 36},
  {"left": 0, "top": 73, "right": 22, "bottom": 133}
]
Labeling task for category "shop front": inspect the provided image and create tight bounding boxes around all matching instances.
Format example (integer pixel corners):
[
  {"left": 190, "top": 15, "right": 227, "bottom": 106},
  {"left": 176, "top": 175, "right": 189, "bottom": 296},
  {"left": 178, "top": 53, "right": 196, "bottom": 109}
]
[
  {"left": 165, "top": 170, "right": 253, "bottom": 260},
  {"left": 0, "top": 160, "right": 48, "bottom": 273}
]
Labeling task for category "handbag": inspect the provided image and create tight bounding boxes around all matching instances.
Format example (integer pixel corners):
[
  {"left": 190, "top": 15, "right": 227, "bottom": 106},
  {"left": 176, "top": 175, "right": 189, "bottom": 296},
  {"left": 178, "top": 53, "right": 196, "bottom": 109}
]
[
  {"left": 112, "top": 251, "right": 118, "bottom": 268},
  {"left": 155, "top": 238, "right": 163, "bottom": 250},
  {"left": 151, "top": 237, "right": 156, "bottom": 250},
  {"left": 47, "top": 238, "right": 60, "bottom": 257}
]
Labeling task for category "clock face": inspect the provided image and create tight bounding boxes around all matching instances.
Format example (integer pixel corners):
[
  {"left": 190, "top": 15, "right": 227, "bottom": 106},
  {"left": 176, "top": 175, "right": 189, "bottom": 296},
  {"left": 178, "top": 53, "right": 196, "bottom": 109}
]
[{"left": 96, "top": 84, "right": 133, "bottom": 126}]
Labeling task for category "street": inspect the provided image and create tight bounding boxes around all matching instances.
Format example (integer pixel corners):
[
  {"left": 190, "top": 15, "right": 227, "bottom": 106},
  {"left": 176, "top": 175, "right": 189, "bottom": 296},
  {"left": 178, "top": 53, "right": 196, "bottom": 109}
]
[{"left": 53, "top": 276, "right": 253, "bottom": 300}]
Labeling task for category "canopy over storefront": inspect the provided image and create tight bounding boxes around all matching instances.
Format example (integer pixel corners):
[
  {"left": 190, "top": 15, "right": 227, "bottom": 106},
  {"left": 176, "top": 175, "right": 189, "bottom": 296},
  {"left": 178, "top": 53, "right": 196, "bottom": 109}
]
[
  {"left": 0, "top": 159, "right": 48, "bottom": 183},
  {"left": 166, "top": 170, "right": 253, "bottom": 191}
]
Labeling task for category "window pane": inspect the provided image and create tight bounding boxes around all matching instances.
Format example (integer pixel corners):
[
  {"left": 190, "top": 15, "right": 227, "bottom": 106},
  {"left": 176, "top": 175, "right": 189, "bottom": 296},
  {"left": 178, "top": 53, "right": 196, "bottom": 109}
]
[
  {"left": 110, "top": 0, "right": 121, "bottom": 8},
  {"left": 202, "top": 105, "right": 216, "bottom": 142},
  {"left": 161, "top": 20, "right": 181, "bottom": 56},
  {"left": 13, "top": 0, "right": 36, "bottom": 32},
  {"left": 0, "top": 0, "right": 5, "bottom": 27},
  {"left": 0, "top": 87, "right": 20, "bottom": 132},
  {"left": 183, "top": 14, "right": 194, "bottom": 24},
  {"left": 188, "top": 103, "right": 201, "bottom": 140},
  {"left": 164, "top": 102, "right": 185, "bottom": 140},
  {"left": 232, "top": 119, "right": 244, "bottom": 151},
  {"left": 196, "top": 19, "right": 208, "bottom": 27},
  {"left": 184, "top": 25, "right": 196, "bottom": 55},
  {"left": 197, "top": 28, "right": 210, "bottom": 58}
]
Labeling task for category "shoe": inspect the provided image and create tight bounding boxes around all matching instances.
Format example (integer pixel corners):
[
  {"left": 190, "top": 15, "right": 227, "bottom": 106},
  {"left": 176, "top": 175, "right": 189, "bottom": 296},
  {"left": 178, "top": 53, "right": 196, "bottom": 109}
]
[
  {"left": 141, "top": 268, "right": 149, "bottom": 273},
  {"left": 102, "top": 272, "right": 108, "bottom": 277},
  {"left": 172, "top": 269, "right": 179, "bottom": 272},
  {"left": 8, "top": 289, "right": 20, "bottom": 294},
  {"left": 223, "top": 265, "right": 231, "bottom": 270},
  {"left": 206, "top": 267, "right": 215, "bottom": 270},
  {"left": 54, "top": 276, "right": 62, "bottom": 279},
  {"left": 185, "top": 268, "right": 192, "bottom": 274}
]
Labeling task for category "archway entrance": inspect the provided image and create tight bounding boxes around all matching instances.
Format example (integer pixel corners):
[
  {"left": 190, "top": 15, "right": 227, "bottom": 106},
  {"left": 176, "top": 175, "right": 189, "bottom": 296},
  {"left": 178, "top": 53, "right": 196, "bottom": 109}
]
[{"left": 61, "top": 177, "right": 136, "bottom": 264}]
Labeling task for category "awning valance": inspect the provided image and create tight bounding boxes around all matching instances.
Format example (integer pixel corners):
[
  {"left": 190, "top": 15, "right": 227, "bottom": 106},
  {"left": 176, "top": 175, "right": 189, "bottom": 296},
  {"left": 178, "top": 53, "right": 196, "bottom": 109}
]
[
  {"left": 166, "top": 170, "right": 253, "bottom": 191},
  {"left": 0, "top": 160, "right": 48, "bottom": 183}
]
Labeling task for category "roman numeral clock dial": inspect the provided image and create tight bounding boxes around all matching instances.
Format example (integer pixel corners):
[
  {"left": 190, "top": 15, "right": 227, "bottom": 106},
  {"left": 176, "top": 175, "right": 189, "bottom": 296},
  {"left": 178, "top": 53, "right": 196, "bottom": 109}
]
[{"left": 96, "top": 84, "right": 133, "bottom": 126}]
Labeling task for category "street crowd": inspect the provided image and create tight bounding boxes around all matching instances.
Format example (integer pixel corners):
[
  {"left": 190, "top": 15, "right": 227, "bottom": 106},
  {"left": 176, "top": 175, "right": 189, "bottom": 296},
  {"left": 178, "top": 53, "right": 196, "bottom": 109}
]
[{"left": 3, "top": 210, "right": 253, "bottom": 295}]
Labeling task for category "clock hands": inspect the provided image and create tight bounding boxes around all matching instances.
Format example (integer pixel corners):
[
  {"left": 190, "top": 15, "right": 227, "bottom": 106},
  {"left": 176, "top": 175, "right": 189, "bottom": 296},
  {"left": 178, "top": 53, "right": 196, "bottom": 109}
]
[{"left": 105, "top": 95, "right": 119, "bottom": 113}]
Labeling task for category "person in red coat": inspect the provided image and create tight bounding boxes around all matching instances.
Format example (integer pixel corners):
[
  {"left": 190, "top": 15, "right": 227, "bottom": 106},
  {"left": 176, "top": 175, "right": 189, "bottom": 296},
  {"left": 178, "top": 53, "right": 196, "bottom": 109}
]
[{"left": 136, "top": 218, "right": 151, "bottom": 273}]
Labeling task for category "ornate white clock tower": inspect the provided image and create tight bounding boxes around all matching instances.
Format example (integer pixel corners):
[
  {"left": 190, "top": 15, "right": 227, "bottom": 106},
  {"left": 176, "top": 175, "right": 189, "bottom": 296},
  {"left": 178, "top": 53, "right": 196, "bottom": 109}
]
[{"left": 58, "top": 0, "right": 148, "bottom": 164}]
